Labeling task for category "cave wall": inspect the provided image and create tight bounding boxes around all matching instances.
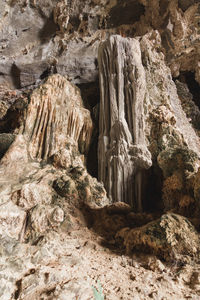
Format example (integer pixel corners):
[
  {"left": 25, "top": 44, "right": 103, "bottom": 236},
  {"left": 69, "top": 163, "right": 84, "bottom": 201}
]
[{"left": 0, "top": 0, "right": 200, "bottom": 87}]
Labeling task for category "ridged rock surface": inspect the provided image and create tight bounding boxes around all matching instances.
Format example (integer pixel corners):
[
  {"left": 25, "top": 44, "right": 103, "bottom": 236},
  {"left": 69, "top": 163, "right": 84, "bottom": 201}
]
[
  {"left": 25, "top": 74, "right": 93, "bottom": 160},
  {"left": 0, "top": 74, "right": 109, "bottom": 242},
  {"left": 98, "top": 35, "right": 152, "bottom": 211},
  {"left": 98, "top": 32, "right": 200, "bottom": 213}
]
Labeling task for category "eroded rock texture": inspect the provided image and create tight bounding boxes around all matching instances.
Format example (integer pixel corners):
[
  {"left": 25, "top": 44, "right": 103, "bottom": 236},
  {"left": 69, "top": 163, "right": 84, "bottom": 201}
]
[
  {"left": 116, "top": 213, "right": 200, "bottom": 261},
  {"left": 24, "top": 74, "right": 93, "bottom": 160},
  {"left": 0, "top": 74, "right": 109, "bottom": 241},
  {"left": 98, "top": 35, "right": 152, "bottom": 211},
  {"left": 140, "top": 31, "right": 200, "bottom": 214},
  {"left": 0, "top": 74, "right": 111, "bottom": 299},
  {"left": 98, "top": 32, "right": 200, "bottom": 214},
  {"left": 0, "top": 0, "right": 200, "bottom": 299},
  {"left": 1, "top": 0, "right": 199, "bottom": 88}
]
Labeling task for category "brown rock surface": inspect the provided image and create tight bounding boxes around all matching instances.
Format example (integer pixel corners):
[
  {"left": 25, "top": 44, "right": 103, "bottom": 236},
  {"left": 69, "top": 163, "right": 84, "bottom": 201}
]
[{"left": 116, "top": 213, "right": 200, "bottom": 261}]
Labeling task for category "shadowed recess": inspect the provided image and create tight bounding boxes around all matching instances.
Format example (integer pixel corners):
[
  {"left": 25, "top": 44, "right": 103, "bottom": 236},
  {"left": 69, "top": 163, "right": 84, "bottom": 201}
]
[
  {"left": 11, "top": 63, "right": 21, "bottom": 89},
  {"left": 78, "top": 81, "right": 100, "bottom": 178},
  {"left": 179, "top": 72, "right": 200, "bottom": 109},
  {"left": 178, "top": 0, "right": 199, "bottom": 12},
  {"left": 38, "top": 13, "right": 58, "bottom": 42},
  {"left": 107, "top": 0, "right": 145, "bottom": 28}
]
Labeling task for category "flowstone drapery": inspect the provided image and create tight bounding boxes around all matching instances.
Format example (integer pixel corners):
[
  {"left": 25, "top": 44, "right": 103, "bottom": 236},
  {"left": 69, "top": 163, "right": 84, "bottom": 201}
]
[
  {"left": 24, "top": 74, "right": 93, "bottom": 161},
  {"left": 98, "top": 35, "right": 152, "bottom": 211}
]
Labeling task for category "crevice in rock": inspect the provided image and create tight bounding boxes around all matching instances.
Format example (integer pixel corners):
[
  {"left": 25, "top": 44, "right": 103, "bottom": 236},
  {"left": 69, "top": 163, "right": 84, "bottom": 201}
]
[
  {"left": 86, "top": 130, "right": 98, "bottom": 178},
  {"left": 159, "top": 0, "right": 169, "bottom": 16},
  {"left": 38, "top": 13, "right": 58, "bottom": 43},
  {"left": 0, "top": 97, "right": 27, "bottom": 133},
  {"left": 40, "top": 65, "right": 57, "bottom": 80},
  {"left": 142, "top": 165, "right": 164, "bottom": 213},
  {"left": 78, "top": 81, "right": 100, "bottom": 178},
  {"left": 178, "top": 72, "right": 200, "bottom": 110},
  {"left": 174, "top": 75, "right": 200, "bottom": 131},
  {"left": 107, "top": 0, "right": 145, "bottom": 28},
  {"left": 0, "top": 133, "right": 15, "bottom": 159},
  {"left": 14, "top": 279, "right": 22, "bottom": 299},
  {"left": 77, "top": 81, "right": 100, "bottom": 111},
  {"left": 11, "top": 63, "right": 21, "bottom": 89},
  {"left": 178, "top": 0, "right": 199, "bottom": 12}
]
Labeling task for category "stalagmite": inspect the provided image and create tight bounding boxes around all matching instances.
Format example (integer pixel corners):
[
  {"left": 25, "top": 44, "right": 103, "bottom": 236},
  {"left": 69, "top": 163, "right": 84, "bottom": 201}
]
[
  {"left": 24, "top": 74, "right": 93, "bottom": 161},
  {"left": 98, "top": 35, "right": 152, "bottom": 211}
]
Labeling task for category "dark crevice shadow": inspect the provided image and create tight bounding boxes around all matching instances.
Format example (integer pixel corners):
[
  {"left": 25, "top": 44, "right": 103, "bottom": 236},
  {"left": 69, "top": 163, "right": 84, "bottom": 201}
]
[
  {"left": 11, "top": 63, "right": 21, "bottom": 89},
  {"left": 107, "top": 0, "right": 145, "bottom": 28},
  {"left": 78, "top": 80, "right": 100, "bottom": 178},
  {"left": 40, "top": 65, "right": 57, "bottom": 80},
  {"left": 81, "top": 201, "right": 162, "bottom": 257},
  {"left": 38, "top": 13, "right": 58, "bottom": 44},
  {"left": 178, "top": 0, "right": 199, "bottom": 12},
  {"left": 181, "top": 72, "right": 200, "bottom": 108},
  {"left": 176, "top": 71, "right": 200, "bottom": 109},
  {"left": 142, "top": 165, "right": 164, "bottom": 212}
]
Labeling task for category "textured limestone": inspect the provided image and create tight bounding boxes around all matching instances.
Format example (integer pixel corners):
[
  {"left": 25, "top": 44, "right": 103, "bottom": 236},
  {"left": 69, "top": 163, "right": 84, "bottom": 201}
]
[
  {"left": 0, "top": 1, "right": 200, "bottom": 298},
  {"left": 0, "top": 0, "right": 199, "bottom": 90},
  {"left": 0, "top": 74, "right": 109, "bottom": 244},
  {"left": 139, "top": 31, "right": 200, "bottom": 212},
  {"left": 0, "top": 201, "right": 26, "bottom": 240},
  {"left": 98, "top": 32, "right": 200, "bottom": 213},
  {"left": 24, "top": 74, "right": 93, "bottom": 160},
  {"left": 116, "top": 213, "right": 200, "bottom": 261},
  {"left": 0, "top": 0, "right": 199, "bottom": 88},
  {"left": 98, "top": 35, "right": 152, "bottom": 211}
]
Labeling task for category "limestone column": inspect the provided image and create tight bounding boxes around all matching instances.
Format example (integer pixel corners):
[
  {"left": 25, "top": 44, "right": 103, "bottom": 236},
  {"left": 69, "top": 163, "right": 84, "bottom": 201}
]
[{"left": 98, "top": 35, "right": 152, "bottom": 211}]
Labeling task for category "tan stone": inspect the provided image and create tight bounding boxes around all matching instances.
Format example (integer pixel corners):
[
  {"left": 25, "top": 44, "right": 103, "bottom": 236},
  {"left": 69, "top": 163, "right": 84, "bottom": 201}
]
[{"left": 116, "top": 213, "right": 200, "bottom": 261}]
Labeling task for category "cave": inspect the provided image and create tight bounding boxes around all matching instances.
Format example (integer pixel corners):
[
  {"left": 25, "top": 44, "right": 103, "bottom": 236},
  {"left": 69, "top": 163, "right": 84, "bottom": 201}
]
[
  {"left": 78, "top": 81, "right": 100, "bottom": 178},
  {"left": 142, "top": 165, "right": 164, "bottom": 213},
  {"left": 1, "top": 1, "right": 200, "bottom": 298}
]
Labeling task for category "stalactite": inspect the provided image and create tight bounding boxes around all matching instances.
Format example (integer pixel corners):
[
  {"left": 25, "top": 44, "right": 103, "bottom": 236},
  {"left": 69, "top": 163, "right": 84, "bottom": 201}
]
[{"left": 98, "top": 35, "right": 152, "bottom": 211}]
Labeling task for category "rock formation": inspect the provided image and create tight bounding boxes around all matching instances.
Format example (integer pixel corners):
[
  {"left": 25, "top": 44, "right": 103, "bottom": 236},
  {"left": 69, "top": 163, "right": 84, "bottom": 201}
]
[
  {"left": 98, "top": 35, "right": 152, "bottom": 211},
  {"left": 116, "top": 213, "right": 200, "bottom": 261},
  {"left": 98, "top": 32, "right": 200, "bottom": 214},
  {"left": 24, "top": 74, "right": 93, "bottom": 160},
  {"left": 0, "top": 0, "right": 200, "bottom": 299},
  {"left": 0, "top": 74, "right": 109, "bottom": 243}
]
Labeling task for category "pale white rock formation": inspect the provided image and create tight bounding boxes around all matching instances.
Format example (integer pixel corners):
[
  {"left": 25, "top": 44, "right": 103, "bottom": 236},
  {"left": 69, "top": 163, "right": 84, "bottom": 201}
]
[{"left": 98, "top": 35, "right": 152, "bottom": 211}]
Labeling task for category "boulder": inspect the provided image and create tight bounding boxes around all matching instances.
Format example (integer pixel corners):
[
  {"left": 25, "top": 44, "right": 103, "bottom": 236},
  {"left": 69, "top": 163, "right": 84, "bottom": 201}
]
[{"left": 116, "top": 213, "right": 200, "bottom": 261}]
